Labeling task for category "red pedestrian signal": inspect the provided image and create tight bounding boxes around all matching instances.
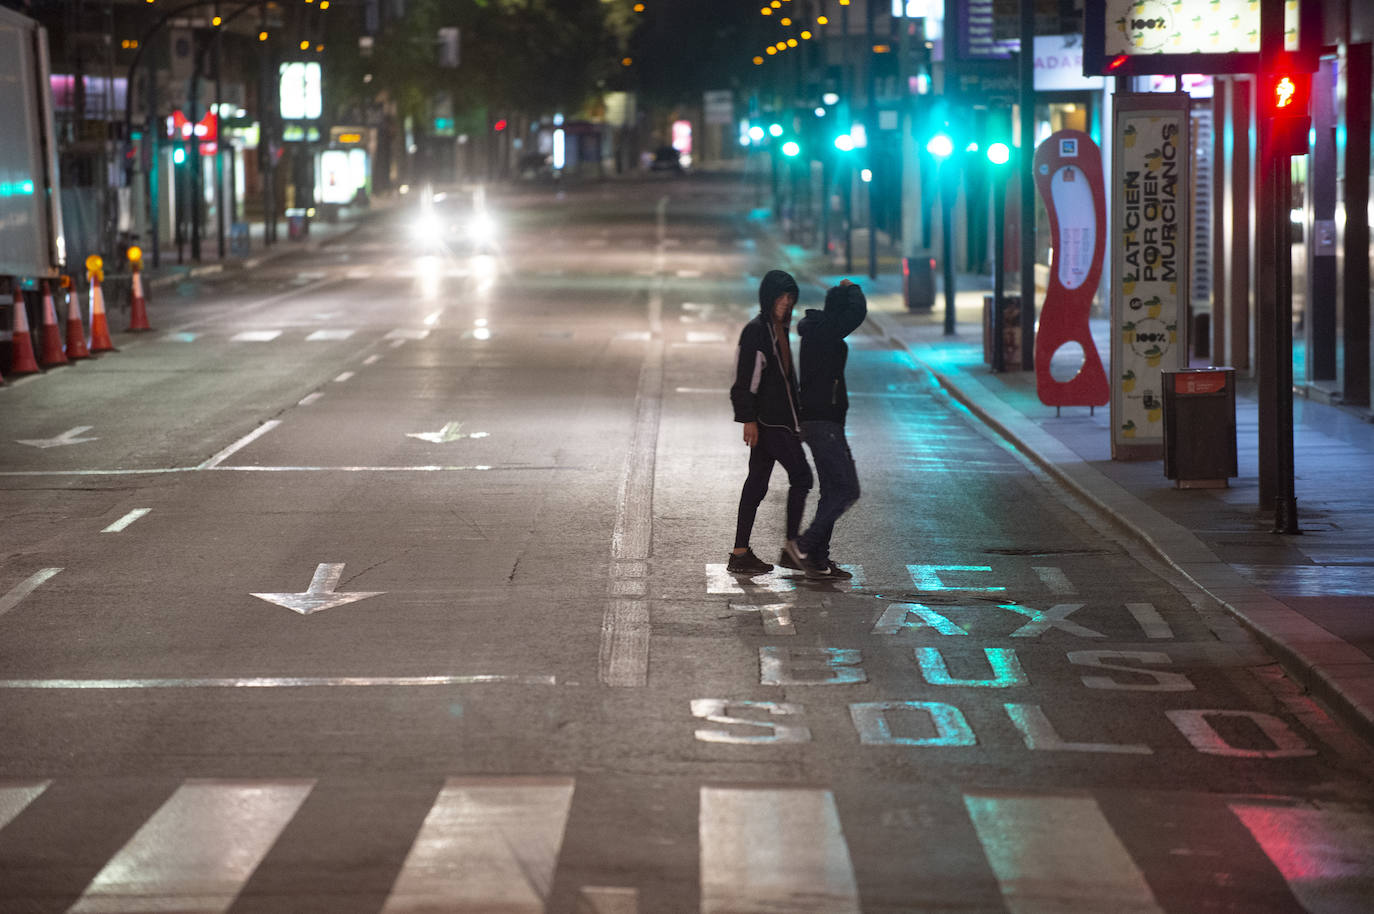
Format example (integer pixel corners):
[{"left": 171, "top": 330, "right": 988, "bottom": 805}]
[
  {"left": 493, "top": 119, "right": 507, "bottom": 132},
  {"left": 1264, "top": 71, "right": 1310, "bottom": 118},
  {"left": 1263, "top": 70, "right": 1311, "bottom": 158}
]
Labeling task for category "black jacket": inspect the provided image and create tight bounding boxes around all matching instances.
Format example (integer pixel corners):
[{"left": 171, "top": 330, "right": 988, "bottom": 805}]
[
  {"left": 731, "top": 270, "right": 802, "bottom": 431},
  {"left": 797, "top": 282, "right": 867, "bottom": 425}
]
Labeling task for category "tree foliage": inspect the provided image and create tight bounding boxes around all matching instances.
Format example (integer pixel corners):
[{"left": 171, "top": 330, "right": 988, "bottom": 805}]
[{"left": 327, "top": 0, "right": 636, "bottom": 128}]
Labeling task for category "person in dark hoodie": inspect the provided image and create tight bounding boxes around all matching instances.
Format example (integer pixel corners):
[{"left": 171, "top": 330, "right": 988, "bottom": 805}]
[
  {"left": 727, "top": 270, "right": 813, "bottom": 575},
  {"left": 783, "top": 279, "right": 867, "bottom": 580}
]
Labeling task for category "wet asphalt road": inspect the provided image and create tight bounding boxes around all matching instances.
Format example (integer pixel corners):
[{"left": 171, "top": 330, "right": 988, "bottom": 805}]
[{"left": 1, "top": 174, "right": 1372, "bottom": 913}]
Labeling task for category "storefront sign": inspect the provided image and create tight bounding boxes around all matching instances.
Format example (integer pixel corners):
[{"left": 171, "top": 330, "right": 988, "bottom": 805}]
[
  {"left": 1034, "top": 35, "right": 1105, "bottom": 91},
  {"left": 1110, "top": 95, "right": 1190, "bottom": 459}
]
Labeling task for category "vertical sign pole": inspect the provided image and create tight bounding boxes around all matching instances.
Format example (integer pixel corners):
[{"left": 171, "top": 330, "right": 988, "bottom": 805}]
[
  {"left": 1018, "top": 0, "right": 1036, "bottom": 368},
  {"left": 1274, "top": 141, "right": 1300, "bottom": 533}
]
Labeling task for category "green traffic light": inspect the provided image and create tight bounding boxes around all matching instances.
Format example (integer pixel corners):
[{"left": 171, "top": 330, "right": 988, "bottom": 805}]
[
  {"left": 986, "top": 142, "right": 1011, "bottom": 165},
  {"left": 926, "top": 134, "right": 953, "bottom": 159},
  {"left": 834, "top": 134, "right": 855, "bottom": 152},
  {"left": 781, "top": 141, "right": 800, "bottom": 157},
  {"left": 768, "top": 123, "right": 783, "bottom": 138}
]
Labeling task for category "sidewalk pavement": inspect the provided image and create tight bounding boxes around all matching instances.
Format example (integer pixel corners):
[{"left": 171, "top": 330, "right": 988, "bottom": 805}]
[
  {"left": 141, "top": 195, "right": 401, "bottom": 291},
  {"left": 791, "top": 261, "right": 1374, "bottom": 743}
]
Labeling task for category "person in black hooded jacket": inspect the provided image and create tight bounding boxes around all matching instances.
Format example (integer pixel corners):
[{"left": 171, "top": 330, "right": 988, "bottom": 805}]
[
  {"left": 783, "top": 279, "right": 867, "bottom": 580},
  {"left": 726, "top": 269, "right": 813, "bottom": 575}
]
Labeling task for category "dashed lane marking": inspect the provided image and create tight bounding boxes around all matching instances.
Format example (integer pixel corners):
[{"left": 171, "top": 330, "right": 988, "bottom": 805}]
[
  {"left": 101, "top": 509, "right": 151, "bottom": 533},
  {"left": 0, "top": 568, "right": 63, "bottom": 620}
]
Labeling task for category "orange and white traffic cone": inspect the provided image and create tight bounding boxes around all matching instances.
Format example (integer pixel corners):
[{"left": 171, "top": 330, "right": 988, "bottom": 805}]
[
  {"left": 86, "top": 255, "right": 116, "bottom": 353},
  {"left": 126, "top": 245, "right": 152, "bottom": 331},
  {"left": 62, "top": 275, "right": 90, "bottom": 360},
  {"left": 8, "top": 286, "right": 42, "bottom": 375},
  {"left": 37, "top": 280, "right": 69, "bottom": 368}
]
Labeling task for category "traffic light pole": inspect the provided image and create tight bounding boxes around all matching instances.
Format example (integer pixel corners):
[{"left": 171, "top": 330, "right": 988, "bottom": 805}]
[{"left": 1272, "top": 145, "right": 1299, "bottom": 534}]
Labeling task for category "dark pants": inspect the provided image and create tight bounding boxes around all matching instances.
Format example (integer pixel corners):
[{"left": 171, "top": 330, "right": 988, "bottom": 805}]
[
  {"left": 734, "top": 424, "right": 812, "bottom": 549},
  {"left": 797, "top": 420, "right": 860, "bottom": 564}
]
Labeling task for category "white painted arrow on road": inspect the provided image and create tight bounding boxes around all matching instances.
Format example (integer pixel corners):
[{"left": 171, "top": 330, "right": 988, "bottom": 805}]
[
  {"left": 16, "top": 426, "right": 98, "bottom": 449},
  {"left": 405, "top": 421, "right": 489, "bottom": 443},
  {"left": 251, "top": 564, "right": 384, "bottom": 616}
]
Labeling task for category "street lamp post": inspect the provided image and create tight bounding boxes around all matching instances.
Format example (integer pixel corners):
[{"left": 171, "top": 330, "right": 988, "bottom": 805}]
[
  {"left": 927, "top": 132, "right": 956, "bottom": 335},
  {"left": 987, "top": 141, "right": 1011, "bottom": 371}
]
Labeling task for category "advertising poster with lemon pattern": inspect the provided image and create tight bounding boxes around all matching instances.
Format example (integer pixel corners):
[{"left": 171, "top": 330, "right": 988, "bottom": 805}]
[
  {"left": 1101, "top": 0, "right": 1300, "bottom": 58},
  {"left": 1110, "top": 95, "right": 1190, "bottom": 459}
]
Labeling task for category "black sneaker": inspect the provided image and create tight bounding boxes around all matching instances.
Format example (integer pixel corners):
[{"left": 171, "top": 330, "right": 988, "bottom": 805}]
[
  {"left": 727, "top": 548, "right": 774, "bottom": 575},
  {"left": 778, "top": 540, "right": 807, "bottom": 571},
  {"left": 805, "top": 559, "right": 852, "bottom": 581}
]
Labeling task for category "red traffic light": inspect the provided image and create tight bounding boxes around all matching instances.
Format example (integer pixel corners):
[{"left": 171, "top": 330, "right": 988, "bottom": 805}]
[
  {"left": 1263, "top": 71, "right": 1310, "bottom": 118},
  {"left": 493, "top": 119, "right": 508, "bottom": 132}
]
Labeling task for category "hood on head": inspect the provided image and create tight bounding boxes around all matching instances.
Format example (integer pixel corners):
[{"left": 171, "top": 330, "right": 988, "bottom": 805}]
[{"left": 758, "top": 270, "right": 800, "bottom": 317}]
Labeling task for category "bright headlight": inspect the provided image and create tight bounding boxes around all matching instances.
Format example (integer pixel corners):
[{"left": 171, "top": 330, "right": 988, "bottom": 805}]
[{"left": 467, "top": 212, "right": 496, "bottom": 240}]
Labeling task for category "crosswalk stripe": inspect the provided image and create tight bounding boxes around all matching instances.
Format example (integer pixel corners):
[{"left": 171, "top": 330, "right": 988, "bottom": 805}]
[
  {"left": 230, "top": 330, "right": 282, "bottom": 342},
  {"left": 1229, "top": 802, "right": 1374, "bottom": 914},
  {"left": 1032, "top": 565, "right": 1075, "bottom": 594},
  {"left": 0, "top": 780, "right": 49, "bottom": 831},
  {"left": 964, "top": 793, "right": 1165, "bottom": 914},
  {"left": 68, "top": 778, "right": 314, "bottom": 914},
  {"left": 305, "top": 329, "right": 356, "bottom": 341},
  {"left": 382, "top": 777, "right": 575, "bottom": 913},
  {"left": 699, "top": 787, "right": 860, "bottom": 914}
]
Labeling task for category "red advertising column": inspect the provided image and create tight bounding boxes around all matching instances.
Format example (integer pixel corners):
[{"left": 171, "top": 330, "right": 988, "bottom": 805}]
[{"left": 1032, "top": 130, "right": 1109, "bottom": 408}]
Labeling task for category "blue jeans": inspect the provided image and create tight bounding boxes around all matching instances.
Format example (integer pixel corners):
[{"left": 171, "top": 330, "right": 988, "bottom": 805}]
[{"left": 797, "top": 420, "right": 860, "bottom": 563}]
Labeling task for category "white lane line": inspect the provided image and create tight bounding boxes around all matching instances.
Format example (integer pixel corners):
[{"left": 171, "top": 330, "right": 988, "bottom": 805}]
[
  {"left": 700, "top": 787, "right": 860, "bottom": 914},
  {"left": 198, "top": 420, "right": 281, "bottom": 469},
  {"left": 685, "top": 331, "right": 726, "bottom": 344},
  {"left": 422, "top": 310, "right": 443, "bottom": 326},
  {"left": 1032, "top": 566, "right": 1076, "bottom": 594},
  {"left": 102, "top": 508, "right": 151, "bottom": 533},
  {"left": 68, "top": 779, "right": 314, "bottom": 914},
  {"left": 382, "top": 777, "right": 575, "bottom": 913},
  {"left": 1229, "top": 802, "right": 1374, "bottom": 914},
  {"left": 601, "top": 331, "right": 663, "bottom": 688},
  {"left": 363, "top": 354, "right": 383, "bottom": 366},
  {"left": 599, "top": 600, "right": 649, "bottom": 688},
  {"left": 964, "top": 793, "right": 1164, "bottom": 914},
  {"left": 0, "top": 568, "right": 62, "bottom": 620},
  {"left": 0, "top": 674, "right": 557, "bottom": 689},
  {"left": 305, "top": 329, "right": 355, "bottom": 341},
  {"left": 230, "top": 330, "right": 283, "bottom": 342},
  {"left": 386, "top": 328, "right": 429, "bottom": 340},
  {"left": 1126, "top": 602, "right": 1174, "bottom": 639},
  {"left": 298, "top": 392, "right": 324, "bottom": 406},
  {"left": 0, "top": 780, "right": 50, "bottom": 831},
  {"left": 334, "top": 371, "right": 356, "bottom": 383}
]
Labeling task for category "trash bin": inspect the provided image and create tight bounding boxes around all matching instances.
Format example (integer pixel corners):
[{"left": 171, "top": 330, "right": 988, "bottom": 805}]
[
  {"left": 229, "top": 222, "right": 250, "bottom": 257},
  {"left": 286, "top": 208, "right": 309, "bottom": 241},
  {"left": 902, "top": 256, "right": 935, "bottom": 311},
  {"left": 1162, "top": 367, "right": 1238, "bottom": 488}
]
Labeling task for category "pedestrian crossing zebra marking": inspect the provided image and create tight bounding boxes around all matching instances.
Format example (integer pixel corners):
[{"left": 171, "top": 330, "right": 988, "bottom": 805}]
[
  {"left": 68, "top": 779, "right": 314, "bottom": 914},
  {"left": 381, "top": 777, "right": 574, "bottom": 913},
  {"left": 965, "top": 793, "right": 1166, "bottom": 914},
  {"left": 0, "top": 780, "right": 48, "bottom": 831},
  {"left": 699, "top": 787, "right": 860, "bottom": 914},
  {"left": 2, "top": 778, "right": 1370, "bottom": 911}
]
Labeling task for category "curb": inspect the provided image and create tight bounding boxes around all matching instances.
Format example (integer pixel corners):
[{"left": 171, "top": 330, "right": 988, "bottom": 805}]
[{"left": 866, "top": 308, "right": 1374, "bottom": 746}]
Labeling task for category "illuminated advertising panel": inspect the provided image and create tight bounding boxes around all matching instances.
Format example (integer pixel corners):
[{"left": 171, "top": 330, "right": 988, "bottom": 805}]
[
  {"left": 279, "top": 62, "right": 322, "bottom": 120},
  {"left": 1085, "top": 0, "right": 1313, "bottom": 76},
  {"left": 1110, "top": 94, "right": 1190, "bottom": 459}
]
